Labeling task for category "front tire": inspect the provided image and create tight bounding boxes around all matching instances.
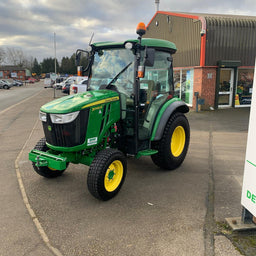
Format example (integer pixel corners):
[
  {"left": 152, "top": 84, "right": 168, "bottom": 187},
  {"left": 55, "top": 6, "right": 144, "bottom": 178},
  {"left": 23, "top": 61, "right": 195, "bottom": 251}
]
[
  {"left": 151, "top": 112, "right": 190, "bottom": 170},
  {"left": 32, "top": 138, "right": 67, "bottom": 178},
  {"left": 87, "top": 148, "right": 127, "bottom": 201}
]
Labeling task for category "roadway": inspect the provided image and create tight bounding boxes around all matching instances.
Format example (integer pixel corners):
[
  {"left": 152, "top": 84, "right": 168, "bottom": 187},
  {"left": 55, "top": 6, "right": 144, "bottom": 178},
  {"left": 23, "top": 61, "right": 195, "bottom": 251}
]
[
  {"left": 0, "top": 82, "right": 250, "bottom": 255},
  {"left": 0, "top": 82, "right": 46, "bottom": 112}
]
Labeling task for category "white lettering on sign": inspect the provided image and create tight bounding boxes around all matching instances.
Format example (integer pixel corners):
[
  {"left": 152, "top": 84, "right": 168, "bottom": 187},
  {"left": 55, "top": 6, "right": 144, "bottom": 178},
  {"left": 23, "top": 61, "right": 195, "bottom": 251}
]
[{"left": 87, "top": 137, "right": 98, "bottom": 146}]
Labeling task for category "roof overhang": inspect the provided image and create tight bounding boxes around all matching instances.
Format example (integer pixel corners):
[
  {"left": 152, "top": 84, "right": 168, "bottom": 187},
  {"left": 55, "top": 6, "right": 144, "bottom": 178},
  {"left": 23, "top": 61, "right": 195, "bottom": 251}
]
[{"left": 217, "top": 60, "right": 241, "bottom": 68}]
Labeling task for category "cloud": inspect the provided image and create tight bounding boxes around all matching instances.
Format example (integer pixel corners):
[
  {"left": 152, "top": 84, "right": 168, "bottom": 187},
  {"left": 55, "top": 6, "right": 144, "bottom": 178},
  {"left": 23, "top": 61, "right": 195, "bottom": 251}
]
[
  {"left": 160, "top": 0, "right": 255, "bottom": 15},
  {"left": 0, "top": 0, "right": 255, "bottom": 63}
]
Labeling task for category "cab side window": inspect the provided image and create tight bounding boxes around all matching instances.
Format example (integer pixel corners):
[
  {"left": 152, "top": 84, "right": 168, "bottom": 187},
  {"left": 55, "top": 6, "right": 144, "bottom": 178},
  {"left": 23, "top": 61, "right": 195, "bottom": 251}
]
[{"left": 138, "top": 51, "right": 173, "bottom": 139}]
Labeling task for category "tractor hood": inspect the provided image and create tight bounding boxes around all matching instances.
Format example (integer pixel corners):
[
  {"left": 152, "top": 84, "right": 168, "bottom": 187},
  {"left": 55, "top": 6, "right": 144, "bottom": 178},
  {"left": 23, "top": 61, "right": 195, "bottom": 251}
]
[{"left": 40, "top": 90, "right": 120, "bottom": 114}]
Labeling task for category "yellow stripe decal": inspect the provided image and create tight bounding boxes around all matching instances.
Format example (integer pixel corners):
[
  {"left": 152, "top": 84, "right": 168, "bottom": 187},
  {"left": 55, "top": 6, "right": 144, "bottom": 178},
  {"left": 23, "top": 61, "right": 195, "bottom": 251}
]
[{"left": 82, "top": 96, "right": 119, "bottom": 109}]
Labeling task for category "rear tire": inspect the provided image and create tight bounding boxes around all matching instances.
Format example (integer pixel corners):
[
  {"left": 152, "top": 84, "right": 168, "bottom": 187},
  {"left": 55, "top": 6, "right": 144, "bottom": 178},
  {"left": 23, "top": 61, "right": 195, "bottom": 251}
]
[
  {"left": 32, "top": 138, "right": 68, "bottom": 178},
  {"left": 87, "top": 148, "right": 127, "bottom": 201},
  {"left": 151, "top": 112, "right": 190, "bottom": 170}
]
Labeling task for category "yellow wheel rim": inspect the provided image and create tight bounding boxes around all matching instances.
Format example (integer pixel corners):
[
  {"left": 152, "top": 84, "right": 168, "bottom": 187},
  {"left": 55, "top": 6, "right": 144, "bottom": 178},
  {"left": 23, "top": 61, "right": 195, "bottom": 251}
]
[
  {"left": 171, "top": 126, "right": 186, "bottom": 157},
  {"left": 104, "top": 160, "right": 123, "bottom": 192}
]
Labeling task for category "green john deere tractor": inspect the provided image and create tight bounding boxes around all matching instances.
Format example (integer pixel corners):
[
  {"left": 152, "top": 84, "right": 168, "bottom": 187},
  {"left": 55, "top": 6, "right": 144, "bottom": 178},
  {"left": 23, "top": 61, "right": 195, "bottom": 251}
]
[{"left": 29, "top": 23, "right": 190, "bottom": 200}]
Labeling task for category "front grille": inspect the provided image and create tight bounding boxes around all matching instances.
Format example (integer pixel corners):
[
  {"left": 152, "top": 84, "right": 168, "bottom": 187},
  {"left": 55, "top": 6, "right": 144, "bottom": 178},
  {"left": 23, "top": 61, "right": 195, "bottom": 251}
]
[{"left": 42, "top": 109, "right": 89, "bottom": 147}]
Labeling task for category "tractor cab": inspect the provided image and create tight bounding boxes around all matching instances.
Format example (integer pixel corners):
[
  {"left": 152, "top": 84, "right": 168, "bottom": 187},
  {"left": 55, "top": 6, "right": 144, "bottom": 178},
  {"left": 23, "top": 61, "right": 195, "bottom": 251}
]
[{"left": 76, "top": 24, "right": 178, "bottom": 155}]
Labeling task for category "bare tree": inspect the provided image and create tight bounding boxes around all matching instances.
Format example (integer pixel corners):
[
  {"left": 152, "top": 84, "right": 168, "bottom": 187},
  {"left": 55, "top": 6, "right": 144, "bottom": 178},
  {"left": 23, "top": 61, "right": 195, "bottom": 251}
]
[
  {"left": 4, "top": 47, "right": 35, "bottom": 70},
  {"left": 0, "top": 47, "right": 5, "bottom": 65},
  {"left": 5, "top": 47, "right": 26, "bottom": 67},
  {"left": 25, "top": 55, "right": 34, "bottom": 70}
]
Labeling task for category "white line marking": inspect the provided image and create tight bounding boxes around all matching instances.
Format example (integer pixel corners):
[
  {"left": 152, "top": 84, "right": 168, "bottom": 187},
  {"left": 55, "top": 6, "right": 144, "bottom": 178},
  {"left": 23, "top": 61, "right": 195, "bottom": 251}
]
[
  {"left": 15, "top": 119, "right": 63, "bottom": 256},
  {"left": 0, "top": 89, "right": 44, "bottom": 116}
]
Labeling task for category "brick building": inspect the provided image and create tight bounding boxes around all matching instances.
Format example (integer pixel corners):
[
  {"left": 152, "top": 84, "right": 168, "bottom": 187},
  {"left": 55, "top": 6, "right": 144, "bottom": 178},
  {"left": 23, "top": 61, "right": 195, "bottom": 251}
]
[
  {"left": 0, "top": 66, "right": 31, "bottom": 81},
  {"left": 145, "top": 11, "right": 256, "bottom": 109}
]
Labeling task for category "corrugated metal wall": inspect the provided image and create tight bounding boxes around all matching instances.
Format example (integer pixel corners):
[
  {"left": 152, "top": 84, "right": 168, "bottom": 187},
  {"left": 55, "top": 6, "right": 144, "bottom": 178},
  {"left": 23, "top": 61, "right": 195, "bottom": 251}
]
[
  {"left": 205, "top": 17, "right": 256, "bottom": 66},
  {"left": 146, "top": 14, "right": 201, "bottom": 67},
  {"left": 146, "top": 13, "right": 256, "bottom": 67}
]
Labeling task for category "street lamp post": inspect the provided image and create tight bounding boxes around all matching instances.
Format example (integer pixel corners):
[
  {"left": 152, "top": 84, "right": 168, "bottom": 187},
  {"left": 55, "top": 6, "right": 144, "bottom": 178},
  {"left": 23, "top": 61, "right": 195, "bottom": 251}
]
[{"left": 54, "top": 32, "right": 57, "bottom": 98}]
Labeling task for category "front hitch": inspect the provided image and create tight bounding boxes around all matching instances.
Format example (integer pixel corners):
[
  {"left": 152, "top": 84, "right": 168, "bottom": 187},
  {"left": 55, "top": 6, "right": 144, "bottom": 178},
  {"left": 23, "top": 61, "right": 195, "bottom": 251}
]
[
  {"left": 36, "top": 155, "right": 48, "bottom": 167},
  {"left": 29, "top": 149, "right": 67, "bottom": 170}
]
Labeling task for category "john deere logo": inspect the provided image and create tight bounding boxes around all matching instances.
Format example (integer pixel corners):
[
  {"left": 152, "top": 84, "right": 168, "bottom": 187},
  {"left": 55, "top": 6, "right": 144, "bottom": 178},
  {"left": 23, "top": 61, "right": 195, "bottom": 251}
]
[
  {"left": 48, "top": 125, "right": 52, "bottom": 132},
  {"left": 92, "top": 106, "right": 103, "bottom": 112}
]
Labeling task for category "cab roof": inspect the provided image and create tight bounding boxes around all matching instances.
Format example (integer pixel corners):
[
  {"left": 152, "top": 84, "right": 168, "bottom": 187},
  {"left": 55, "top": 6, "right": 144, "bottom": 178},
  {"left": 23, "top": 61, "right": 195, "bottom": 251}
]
[{"left": 91, "top": 38, "right": 177, "bottom": 54}]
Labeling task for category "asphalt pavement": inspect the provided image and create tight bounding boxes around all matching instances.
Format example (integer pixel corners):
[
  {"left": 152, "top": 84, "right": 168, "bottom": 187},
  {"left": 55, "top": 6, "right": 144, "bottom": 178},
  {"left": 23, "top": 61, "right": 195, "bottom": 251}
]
[
  {"left": 0, "top": 82, "right": 54, "bottom": 255},
  {"left": 0, "top": 83, "right": 253, "bottom": 256}
]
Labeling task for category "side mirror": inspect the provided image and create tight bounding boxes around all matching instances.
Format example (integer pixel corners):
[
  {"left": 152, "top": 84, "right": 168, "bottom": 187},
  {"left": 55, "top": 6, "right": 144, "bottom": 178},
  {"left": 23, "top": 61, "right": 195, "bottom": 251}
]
[
  {"left": 75, "top": 50, "right": 89, "bottom": 66},
  {"left": 75, "top": 49, "right": 90, "bottom": 75},
  {"left": 75, "top": 51, "right": 82, "bottom": 66},
  {"left": 138, "top": 48, "right": 155, "bottom": 78},
  {"left": 144, "top": 48, "right": 155, "bottom": 67}
]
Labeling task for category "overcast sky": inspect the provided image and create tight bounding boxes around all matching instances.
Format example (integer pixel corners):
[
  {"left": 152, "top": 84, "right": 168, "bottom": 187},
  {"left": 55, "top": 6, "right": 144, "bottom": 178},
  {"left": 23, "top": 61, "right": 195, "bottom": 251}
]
[{"left": 0, "top": 0, "right": 255, "bottom": 63}]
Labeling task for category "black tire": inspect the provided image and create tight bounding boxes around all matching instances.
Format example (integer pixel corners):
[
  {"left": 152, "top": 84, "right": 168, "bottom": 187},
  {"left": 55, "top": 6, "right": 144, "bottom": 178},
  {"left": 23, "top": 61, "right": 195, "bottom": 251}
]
[
  {"left": 32, "top": 138, "right": 68, "bottom": 178},
  {"left": 3, "top": 85, "right": 9, "bottom": 89},
  {"left": 151, "top": 112, "right": 190, "bottom": 170},
  {"left": 87, "top": 148, "right": 127, "bottom": 201}
]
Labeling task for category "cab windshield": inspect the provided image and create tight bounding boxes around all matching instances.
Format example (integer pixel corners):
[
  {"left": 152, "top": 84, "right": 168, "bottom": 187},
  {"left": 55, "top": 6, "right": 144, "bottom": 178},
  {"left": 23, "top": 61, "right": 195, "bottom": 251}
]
[{"left": 89, "top": 48, "right": 134, "bottom": 96}]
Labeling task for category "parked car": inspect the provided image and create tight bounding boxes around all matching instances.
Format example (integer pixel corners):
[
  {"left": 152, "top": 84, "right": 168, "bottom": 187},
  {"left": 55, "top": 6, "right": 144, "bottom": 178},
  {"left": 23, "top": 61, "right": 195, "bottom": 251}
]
[
  {"left": 62, "top": 83, "right": 71, "bottom": 94},
  {"left": 13, "top": 79, "right": 23, "bottom": 86},
  {"left": 55, "top": 77, "right": 73, "bottom": 89},
  {"left": 27, "top": 77, "right": 36, "bottom": 83},
  {"left": 56, "top": 77, "right": 64, "bottom": 84},
  {"left": 51, "top": 77, "right": 64, "bottom": 88},
  {"left": 10, "top": 79, "right": 19, "bottom": 86},
  {"left": 4, "top": 79, "right": 22, "bottom": 86},
  {"left": 1, "top": 79, "right": 15, "bottom": 87},
  {"left": 0, "top": 79, "right": 13, "bottom": 89}
]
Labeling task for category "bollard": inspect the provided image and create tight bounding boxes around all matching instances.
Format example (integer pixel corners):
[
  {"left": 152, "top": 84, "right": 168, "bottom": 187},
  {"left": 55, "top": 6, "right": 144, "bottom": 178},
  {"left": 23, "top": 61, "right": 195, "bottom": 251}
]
[
  {"left": 194, "top": 92, "right": 199, "bottom": 112},
  {"left": 194, "top": 92, "right": 205, "bottom": 112}
]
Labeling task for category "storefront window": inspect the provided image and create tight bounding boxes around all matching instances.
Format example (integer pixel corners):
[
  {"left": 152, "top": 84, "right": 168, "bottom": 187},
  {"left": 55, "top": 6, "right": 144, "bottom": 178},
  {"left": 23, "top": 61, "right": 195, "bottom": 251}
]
[
  {"left": 174, "top": 70, "right": 181, "bottom": 98},
  {"left": 173, "top": 69, "right": 194, "bottom": 105},
  {"left": 236, "top": 69, "right": 254, "bottom": 106}
]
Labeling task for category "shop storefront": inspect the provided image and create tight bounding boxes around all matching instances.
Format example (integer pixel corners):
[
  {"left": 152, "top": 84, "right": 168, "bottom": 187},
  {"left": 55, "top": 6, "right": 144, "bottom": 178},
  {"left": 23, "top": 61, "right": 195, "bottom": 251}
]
[
  {"left": 174, "top": 66, "right": 254, "bottom": 109},
  {"left": 216, "top": 62, "right": 254, "bottom": 109},
  {"left": 236, "top": 68, "right": 254, "bottom": 107},
  {"left": 145, "top": 11, "right": 256, "bottom": 110}
]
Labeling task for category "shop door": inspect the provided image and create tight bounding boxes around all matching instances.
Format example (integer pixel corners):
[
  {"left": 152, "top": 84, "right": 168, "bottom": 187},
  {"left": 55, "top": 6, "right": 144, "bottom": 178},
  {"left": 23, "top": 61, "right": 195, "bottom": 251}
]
[{"left": 218, "top": 68, "right": 234, "bottom": 107}]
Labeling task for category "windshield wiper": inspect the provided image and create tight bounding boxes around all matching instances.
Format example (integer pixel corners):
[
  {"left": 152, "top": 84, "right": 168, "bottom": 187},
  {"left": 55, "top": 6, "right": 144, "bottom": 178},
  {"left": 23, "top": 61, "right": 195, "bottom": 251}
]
[{"left": 106, "top": 62, "right": 132, "bottom": 89}]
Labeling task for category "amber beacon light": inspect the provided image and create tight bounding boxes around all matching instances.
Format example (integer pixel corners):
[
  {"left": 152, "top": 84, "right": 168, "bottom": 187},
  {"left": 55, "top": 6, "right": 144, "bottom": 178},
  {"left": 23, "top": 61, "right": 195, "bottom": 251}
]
[{"left": 136, "top": 22, "right": 146, "bottom": 37}]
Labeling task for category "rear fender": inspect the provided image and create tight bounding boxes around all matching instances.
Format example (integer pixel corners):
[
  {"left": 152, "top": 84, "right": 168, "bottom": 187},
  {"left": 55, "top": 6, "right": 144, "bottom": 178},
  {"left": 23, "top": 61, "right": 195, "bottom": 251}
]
[{"left": 151, "top": 100, "right": 189, "bottom": 141}]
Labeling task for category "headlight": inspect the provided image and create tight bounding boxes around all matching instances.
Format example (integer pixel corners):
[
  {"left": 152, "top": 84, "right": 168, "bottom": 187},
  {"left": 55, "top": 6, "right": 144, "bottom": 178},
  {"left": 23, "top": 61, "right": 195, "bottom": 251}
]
[
  {"left": 39, "top": 111, "right": 47, "bottom": 122},
  {"left": 50, "top": 111, "right": 80, "bottom": 124}
]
